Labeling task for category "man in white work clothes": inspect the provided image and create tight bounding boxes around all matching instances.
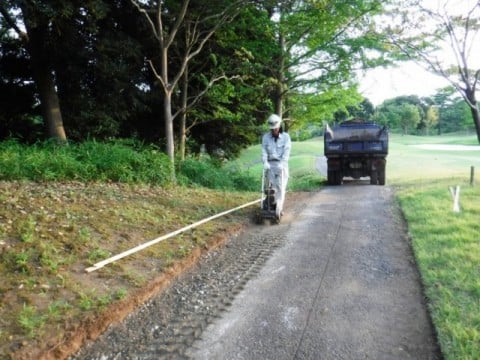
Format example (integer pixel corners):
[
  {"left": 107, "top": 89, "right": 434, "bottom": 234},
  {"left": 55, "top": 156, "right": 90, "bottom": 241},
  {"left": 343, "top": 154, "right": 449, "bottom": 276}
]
[{"left": 262, "top": 114, "right": 292, "bottom": 219}]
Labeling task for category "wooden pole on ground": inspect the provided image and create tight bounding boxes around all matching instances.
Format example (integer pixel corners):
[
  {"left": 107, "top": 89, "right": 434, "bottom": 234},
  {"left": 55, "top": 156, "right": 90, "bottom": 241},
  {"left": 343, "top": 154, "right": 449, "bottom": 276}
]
[
  {"left": 85, "top": 198, "right": 262, "bottom": 273},
  {"left": 470, "top": 166, "right": 475, "bottom": 186}
]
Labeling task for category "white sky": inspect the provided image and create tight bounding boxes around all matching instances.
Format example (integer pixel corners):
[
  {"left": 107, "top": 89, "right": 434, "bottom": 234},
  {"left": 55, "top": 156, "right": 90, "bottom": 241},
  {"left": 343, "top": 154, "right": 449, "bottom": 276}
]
[
  {"left": 358, "top": 0, "right": 479, "bottom": 105},
  {"left": 358, "top": 62, "right": 451, "bottom": 105}
]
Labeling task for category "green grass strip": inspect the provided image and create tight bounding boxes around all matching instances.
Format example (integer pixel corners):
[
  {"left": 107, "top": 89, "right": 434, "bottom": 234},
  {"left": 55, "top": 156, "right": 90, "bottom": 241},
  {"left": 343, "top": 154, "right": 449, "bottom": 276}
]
[{"left": 395, "top": 179, "right": 480, "bottom": 360}]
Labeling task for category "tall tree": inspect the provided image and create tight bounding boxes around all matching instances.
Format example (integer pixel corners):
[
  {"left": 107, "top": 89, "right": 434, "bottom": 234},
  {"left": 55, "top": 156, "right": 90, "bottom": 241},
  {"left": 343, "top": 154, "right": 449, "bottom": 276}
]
[
  {"left": 178, "top": 5, "right": 277, "bottom": 159},
  {"left": 424, "top": 105, "right": 439, "bottom": 136},
  {"left": 260, "top": 0, "right": 389, "bottom": 126},
  {"left": 433, "top": 87, "right": 471, "bottom": 134},
  {"left": 53, "top": 1, "right": 148, "bottom": 141},
  {"left": 0, "top": 1, "right": 68, "bottom": 141},
  {"left": 374, "top": 96, "right": 422, "bottom": 134},
  {"left": 387, "top": 0, "right": 480, "bottom": 142},
  {"left": 130, "top": 0, "right": 244, "bottom": 167}
]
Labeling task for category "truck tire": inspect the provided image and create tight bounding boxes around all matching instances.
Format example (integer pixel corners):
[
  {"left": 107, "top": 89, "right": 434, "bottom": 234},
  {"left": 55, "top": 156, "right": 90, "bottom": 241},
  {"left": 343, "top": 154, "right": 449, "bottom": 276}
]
[
  {"left": 378, "top": 168, "right": 386, "bottom": 185},
  {"left": 370, "top": 170, "right": 378, "bottom": 185},
  {"left": 378, "top": 159, "right": 386, "bottom": 185},
  {"left": 327, "top": 170, "right": 342, "bottom": 185},
  {"left": 335, "top": 171, "right": 343, "bottom": 185},
  {"left": 327, "top": 170, "right": 335, "bottom": 185}
]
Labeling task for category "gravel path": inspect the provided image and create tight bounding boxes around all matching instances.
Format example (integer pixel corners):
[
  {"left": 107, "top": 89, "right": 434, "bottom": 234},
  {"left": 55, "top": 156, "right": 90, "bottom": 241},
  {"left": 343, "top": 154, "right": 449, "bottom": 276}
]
[{"left": 71, "top": 182, "right": 442, "bottom": 360}]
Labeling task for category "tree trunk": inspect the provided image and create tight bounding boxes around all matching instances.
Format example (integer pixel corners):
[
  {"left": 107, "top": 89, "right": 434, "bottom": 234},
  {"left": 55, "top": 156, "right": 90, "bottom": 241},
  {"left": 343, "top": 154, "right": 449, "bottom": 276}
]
[
  {"left": 35, "top": 66, "right": 67, "bottom": 141},
  {"left": 466, "top": 90, "right": 480, "bottom": 143},
  {"left": 157, "top": 37, "right": 175, "bottom": 167},
  {"left": 470, "top": 104, "right": 480, "bottom": 144},
  {"left": 21, "top": 6, "right": 67, "bottom": 141},
  {"left": 275, "top": 32, "right": 286, "bottom": 118},
  {"left": 164, "top": 93, "right": 175, "bottom": 164},
  {"left": 179, "top": 66, "right": 188, "bottom": 161}
]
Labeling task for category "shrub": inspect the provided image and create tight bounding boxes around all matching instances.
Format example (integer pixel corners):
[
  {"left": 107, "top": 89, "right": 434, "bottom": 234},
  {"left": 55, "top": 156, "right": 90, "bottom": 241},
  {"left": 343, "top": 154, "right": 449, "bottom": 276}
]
[{"left": 0, "top": 139, "right": 172, "bottom": 185}]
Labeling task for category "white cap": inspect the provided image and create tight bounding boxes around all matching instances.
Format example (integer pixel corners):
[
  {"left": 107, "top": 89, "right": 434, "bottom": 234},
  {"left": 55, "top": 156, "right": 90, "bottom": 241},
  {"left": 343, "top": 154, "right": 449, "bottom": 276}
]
[{"left": 267, "top": 114, "right": 281, "bottom": 129}]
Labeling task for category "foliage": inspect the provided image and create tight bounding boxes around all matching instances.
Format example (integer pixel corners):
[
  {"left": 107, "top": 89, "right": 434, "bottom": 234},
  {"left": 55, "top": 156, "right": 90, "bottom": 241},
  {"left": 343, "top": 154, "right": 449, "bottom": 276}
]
[
  {"left": 374, "top": 91, "right": 473, "bottom": 135},
  {"left": 433, "top": 92, "right": 473, "bottom": 134},
  {"left": 385, "top": 0, "right": 480, "bottom": 142},
  {"left": 0, "top": 139, "right": 260, "bottom": 191},
  {"left": 0, "top": 0, "right": 400, "bottom": 157},
  {"left": 289, "top": 86, "right": 364, "bottom": 131},
  {"left": 262, "top": 0, "right": 391, "bottom": 124},
  {"left": 177, "top": 157, "right": 258, "bottom": 191},
  {"left": 375, "top": 100, "right": 421, "bottom": 134},
  {"left": 0, "top": 139, "right": 172, "bottom": 184}
]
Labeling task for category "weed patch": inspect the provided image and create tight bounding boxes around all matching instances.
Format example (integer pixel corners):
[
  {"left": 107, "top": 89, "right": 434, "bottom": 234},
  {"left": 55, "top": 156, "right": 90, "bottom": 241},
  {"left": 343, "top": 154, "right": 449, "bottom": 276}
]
[{"left": 0, "top": 180, "right": 257, "bottom": 357}]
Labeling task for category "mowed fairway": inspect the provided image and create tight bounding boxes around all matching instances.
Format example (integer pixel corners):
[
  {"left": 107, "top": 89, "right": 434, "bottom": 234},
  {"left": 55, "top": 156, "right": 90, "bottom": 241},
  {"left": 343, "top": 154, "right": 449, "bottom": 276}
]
[{"left": 387, "top": 134, "right": 480, "bottom": 184}]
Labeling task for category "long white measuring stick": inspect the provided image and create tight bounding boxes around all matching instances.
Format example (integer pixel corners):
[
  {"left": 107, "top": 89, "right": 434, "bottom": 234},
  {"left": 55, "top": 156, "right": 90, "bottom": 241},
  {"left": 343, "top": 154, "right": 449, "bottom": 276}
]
[{"left": 85, "top": 198, "right": 262, "bottom": 273}]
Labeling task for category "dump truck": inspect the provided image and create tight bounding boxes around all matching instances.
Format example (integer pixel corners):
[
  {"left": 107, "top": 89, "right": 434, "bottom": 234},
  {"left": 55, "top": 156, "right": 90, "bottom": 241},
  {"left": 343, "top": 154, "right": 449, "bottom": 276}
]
[{"left": 324, "top": 119, "right": 388, "bottom": 185}]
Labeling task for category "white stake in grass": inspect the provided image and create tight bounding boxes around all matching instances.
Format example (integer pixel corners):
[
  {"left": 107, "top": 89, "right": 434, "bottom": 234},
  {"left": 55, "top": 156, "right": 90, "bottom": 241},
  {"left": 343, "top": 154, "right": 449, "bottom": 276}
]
[{"left": 449, "top": 185, "right": 461, "bottom": 213}]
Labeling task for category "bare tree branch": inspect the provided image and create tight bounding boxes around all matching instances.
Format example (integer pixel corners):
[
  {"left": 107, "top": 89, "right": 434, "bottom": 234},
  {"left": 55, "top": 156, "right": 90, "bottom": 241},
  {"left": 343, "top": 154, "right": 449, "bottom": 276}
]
[
  {"left": 130, "top": 0, "right": 160, "bottom": 40},
  {"left": 0, "top": 5, "right": 28, "bottom": 42}
]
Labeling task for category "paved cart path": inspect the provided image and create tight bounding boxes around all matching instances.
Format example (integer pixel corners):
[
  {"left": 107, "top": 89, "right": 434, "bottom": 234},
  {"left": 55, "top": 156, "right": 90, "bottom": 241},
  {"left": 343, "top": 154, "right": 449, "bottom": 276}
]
[
  {"left": 187, "top": 183, "right": 441, "bottom": 359},
  {"left": 73, "top": 183, "right": 441, "bottom": 359}
]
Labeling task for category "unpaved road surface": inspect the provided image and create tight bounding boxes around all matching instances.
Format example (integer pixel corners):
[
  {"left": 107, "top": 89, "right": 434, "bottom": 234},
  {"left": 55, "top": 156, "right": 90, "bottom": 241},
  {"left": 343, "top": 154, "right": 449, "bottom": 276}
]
[{"left": 71, "top": 182, "right": 441, "bottom": 359}]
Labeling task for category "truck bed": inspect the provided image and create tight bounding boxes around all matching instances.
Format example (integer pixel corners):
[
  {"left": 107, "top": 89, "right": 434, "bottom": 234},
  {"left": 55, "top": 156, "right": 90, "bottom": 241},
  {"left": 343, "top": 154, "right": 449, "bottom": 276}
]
[{"left": 324, "top": 121, "right": 388, "bottom": 156}]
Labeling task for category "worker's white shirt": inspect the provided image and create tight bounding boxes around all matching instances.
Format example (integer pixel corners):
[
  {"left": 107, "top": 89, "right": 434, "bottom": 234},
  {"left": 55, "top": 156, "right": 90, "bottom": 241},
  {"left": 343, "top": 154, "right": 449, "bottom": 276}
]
[{"left": 261, "top": 131, "right": 292, "bottom": 165}]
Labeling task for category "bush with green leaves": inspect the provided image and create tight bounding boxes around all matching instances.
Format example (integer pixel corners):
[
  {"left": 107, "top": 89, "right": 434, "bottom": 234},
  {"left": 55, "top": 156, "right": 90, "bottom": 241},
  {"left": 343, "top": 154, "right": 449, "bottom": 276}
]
[
  {"left": 0, "top": 139, "right": 172, "bottom": 185},
  {"left": 177, "top": 157, "right": 258, "bottom": 191},
  {"left": 0, "top": 139, "right": 259, "bottom": 191}
]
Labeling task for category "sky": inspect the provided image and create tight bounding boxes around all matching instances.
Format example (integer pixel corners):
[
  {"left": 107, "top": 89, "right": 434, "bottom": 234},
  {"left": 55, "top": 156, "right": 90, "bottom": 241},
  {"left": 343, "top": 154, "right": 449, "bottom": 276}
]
[
  {"left": 358, "top": 62, "right": 451, "bottom": 105},
  {"left": 357, "top": 0, "right": 479, "bottom": 106}
]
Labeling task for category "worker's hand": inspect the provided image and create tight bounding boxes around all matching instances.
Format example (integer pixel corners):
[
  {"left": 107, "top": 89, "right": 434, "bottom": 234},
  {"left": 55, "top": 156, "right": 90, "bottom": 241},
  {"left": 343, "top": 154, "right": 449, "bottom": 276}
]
[{"left": 263, "top": 162, "right": 270, "bottom": 170}]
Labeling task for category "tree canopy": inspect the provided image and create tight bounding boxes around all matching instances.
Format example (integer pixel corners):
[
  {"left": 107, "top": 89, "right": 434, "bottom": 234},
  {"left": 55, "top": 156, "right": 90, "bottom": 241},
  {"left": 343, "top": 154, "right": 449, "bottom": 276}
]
[
  {"left": 1, "top": 0, "right": 473, "bottom": 162},
  {"left": 385, "top": 0, "right": 480, "bottom": 142}
]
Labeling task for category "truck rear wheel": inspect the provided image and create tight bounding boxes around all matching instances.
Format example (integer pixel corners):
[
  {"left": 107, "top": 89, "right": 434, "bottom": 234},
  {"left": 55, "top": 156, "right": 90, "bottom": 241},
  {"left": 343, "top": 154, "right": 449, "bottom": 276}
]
[
  {"left": 327, "top": 170, "right": 342, "bottom": 185},
  {"left": 378, "top": 159, "right": 386, "bottom": 185},
  {"left": 335, "top": 171, "right": 343, "bottom": 185},
  {"left": 378, "top": 168, "right": 386, "bottom": 185},
  {"left": 327, "top": 170, "right": 335, "bottom": 185}
]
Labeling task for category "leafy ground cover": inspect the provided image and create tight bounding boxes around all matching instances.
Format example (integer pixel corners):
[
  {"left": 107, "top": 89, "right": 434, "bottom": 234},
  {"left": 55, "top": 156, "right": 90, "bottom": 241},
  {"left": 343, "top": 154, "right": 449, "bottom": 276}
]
[{"left": 0, "top": 181, "right": 258, "bottom": 359}]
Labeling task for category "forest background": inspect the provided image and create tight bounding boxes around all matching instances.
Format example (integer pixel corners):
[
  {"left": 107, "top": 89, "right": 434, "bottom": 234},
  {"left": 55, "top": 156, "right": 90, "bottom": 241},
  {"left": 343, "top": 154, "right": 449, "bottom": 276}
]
[{"left": 1, "top": 0, "right": 479, "bottom": 171}]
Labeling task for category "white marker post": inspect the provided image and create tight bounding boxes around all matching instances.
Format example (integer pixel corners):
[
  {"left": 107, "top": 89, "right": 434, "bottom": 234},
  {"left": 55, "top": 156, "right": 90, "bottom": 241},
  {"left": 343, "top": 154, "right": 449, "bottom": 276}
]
[{"left": 449, "top": 185, "right": 461, "bottom": 213}]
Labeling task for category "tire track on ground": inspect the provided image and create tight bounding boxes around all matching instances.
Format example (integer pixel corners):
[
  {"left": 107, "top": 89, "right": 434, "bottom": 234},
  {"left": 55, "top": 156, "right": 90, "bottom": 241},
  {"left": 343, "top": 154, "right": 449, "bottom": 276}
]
[{"left": 70, "top": 195, "right": 311, "bottom": 359}]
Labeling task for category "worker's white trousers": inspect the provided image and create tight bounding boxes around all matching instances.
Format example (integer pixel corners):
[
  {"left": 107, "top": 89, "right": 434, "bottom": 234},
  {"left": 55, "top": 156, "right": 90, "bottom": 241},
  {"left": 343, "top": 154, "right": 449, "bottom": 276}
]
[{"left": 267, "top": 162, "right": 289, "bottom": 214}]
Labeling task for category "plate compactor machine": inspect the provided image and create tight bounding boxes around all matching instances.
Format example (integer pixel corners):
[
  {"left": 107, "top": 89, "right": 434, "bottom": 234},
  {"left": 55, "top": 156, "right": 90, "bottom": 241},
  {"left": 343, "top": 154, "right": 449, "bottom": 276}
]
[{"left": 256, "top": 167, "right": 284, "bottom": 224}]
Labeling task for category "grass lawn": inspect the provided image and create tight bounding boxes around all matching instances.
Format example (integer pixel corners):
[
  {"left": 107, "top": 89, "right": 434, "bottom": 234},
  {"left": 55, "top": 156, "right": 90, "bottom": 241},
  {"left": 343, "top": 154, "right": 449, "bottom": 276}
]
[
  {"left": 388, "top": 133, "right": 480, "bottom": 360},
  {"left": 387, "top": 133, "right": 480, "bottom": 184},
  {"left": 395, "top": 179, "right": 480, "bottom": 360}
]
